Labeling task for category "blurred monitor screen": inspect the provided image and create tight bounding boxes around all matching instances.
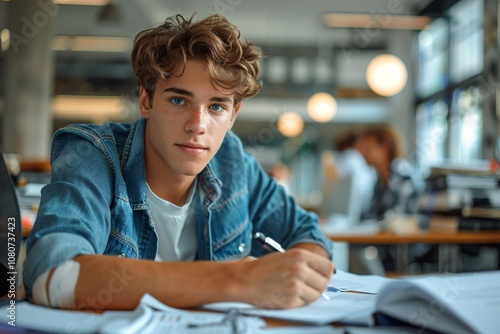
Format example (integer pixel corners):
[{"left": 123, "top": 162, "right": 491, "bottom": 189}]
[
  {"left": 417, "top": 18, "right": 449, "bottom": 98},
  {"left": 415, "top": 97, "right": 450, "bottom": 175},
  {"left": 449, "top": 0, "right": 484, "bottom": 84}
]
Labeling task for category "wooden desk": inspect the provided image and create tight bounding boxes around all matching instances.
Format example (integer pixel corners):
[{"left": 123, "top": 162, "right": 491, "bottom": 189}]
[
  {"left": 329, "top": 230, "right": 500, "bottom": 244},
  {"left": 328, "top": 230, "right": 500, "bottom": 273}
]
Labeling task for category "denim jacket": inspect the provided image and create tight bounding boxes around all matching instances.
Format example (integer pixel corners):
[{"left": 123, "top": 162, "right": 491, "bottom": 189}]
[{"left": 24, "top": 118, "right": 333, "bottom": 297}]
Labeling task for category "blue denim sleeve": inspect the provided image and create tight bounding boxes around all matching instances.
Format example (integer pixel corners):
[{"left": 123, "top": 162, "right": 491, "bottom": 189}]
[
  {"left": 244, "top": 153, "right": 334, "bottom": 261},
  {"left": 24, "top": 129, "right": 115, "bottom": 297}
]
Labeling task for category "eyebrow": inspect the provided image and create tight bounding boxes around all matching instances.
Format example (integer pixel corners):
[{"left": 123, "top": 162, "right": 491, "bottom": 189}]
[{"left": 163, "top": 87, "right": 233, "bottom": 104}]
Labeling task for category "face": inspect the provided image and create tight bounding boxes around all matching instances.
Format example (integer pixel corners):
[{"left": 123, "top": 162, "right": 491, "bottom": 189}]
[
  {"left": 139, "top": 60, "right": 241, "bottom": 182},
  {"left": 358, "top": 135, "right": 389, "bottom": 169}
]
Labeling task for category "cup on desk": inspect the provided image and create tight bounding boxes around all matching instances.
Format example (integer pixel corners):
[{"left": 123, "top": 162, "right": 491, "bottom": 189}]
[{"left": 387, "top": 214, "right": 420, "bottom": 234}]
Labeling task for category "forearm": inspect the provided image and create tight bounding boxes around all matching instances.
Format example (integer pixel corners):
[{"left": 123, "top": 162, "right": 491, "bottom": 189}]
[
  {"left": 73, "top": 255, "right": 241, "bottom": 310},
  {"left": 44, "top": 248, "right": 333, "bottom": 311}
]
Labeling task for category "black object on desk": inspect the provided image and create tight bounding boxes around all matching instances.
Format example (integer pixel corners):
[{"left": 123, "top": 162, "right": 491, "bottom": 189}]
[{"left": 0, "top": 146, "right": 22, "bottom": 297}]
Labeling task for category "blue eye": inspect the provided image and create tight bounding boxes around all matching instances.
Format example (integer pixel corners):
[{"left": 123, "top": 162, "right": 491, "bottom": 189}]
[
  {"left": 211, "top": 104, "right": 224, "bottom": 112},
  {"left": 171, "top": 97, "right": 185, "bottom": 105}
]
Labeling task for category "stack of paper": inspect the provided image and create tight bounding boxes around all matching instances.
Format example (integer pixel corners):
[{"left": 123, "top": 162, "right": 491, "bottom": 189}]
[{"left": 1, "top": 294, "right": 265, "bottom": 333}]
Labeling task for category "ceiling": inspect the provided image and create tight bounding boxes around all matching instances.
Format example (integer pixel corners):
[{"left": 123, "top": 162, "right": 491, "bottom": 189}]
[
  {"left": 48, "top": 0, "right": 435, "bottom": 50},
  {"left": 0, "top": 0, "right": 436, "bottom": 136},
  {"left": 0, "top": 0, "right": 434, "bottom": 60}
]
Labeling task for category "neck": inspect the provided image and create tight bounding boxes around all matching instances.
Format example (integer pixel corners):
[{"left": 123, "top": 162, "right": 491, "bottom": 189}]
[
  {"left": 143, "top": 128, "right": 196, "bottom": 206},
  {"left": 377, "top": 161, "right": 391, "bottom": 185},
  {"left": 148, "top": 176, "right": 195, "bottom": 206}
]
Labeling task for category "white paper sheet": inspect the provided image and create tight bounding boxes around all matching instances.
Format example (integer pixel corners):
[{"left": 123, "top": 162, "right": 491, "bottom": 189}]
[
  {"left": 330, "top": 270, "right": 391, "bottom": 294},
  {"left": 1, "top": 294, "right": 265, "bottom": 333}
]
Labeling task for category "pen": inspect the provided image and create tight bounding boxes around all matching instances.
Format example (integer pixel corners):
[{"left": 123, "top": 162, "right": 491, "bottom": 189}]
[
  {"left": 254, "top": 232, "right": 330, "bottom": 301},
  {"left": 254, "top": 232, "right": 286, "bottom": 253}
]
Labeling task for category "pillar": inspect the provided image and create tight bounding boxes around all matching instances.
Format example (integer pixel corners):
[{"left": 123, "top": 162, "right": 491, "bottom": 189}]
[
  {"left": 387, "top": 29, "right": 416, "bottom": 157},
  {"left": 2, "top": 0, "right": 58, "bottom": 159}
]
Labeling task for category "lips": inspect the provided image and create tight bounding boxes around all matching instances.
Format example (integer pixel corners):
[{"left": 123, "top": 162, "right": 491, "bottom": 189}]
[{"left": 177, "top": 142, "right": 207, "bottom": 154}]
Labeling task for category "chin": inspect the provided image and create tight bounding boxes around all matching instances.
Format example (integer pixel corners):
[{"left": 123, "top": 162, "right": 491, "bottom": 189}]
[{"left": 180, "top": 165, "right": 206, "bottom": 177}]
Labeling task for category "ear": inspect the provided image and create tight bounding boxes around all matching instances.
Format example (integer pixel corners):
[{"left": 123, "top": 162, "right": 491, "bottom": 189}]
[
  {"left": 139, "top": 86, "right": 151, "bottom": 119},
  {"left": 229, "top": 102, "right": 242, "bottom": 129}
]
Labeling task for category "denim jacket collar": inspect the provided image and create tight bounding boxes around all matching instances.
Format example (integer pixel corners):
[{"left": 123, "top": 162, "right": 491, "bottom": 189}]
[{"left": 121, "top": 118, "right": 148, "bottom": 210}]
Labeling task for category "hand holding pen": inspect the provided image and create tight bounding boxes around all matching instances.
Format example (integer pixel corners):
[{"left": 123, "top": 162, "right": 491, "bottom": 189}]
[{"left": 254, "top": 232, "right": 331, "bottom": 301}]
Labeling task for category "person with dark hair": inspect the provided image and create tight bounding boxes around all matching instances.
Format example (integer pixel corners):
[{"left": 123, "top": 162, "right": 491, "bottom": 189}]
[
  {"left": 355, "top": 125, "right": 422, "bottom": 221},
  {"left": 24, "top": 13, "right": 334, "bottom": 311},
  {"left": 355, "top": 125, "right": 426, "bottom": 272}
]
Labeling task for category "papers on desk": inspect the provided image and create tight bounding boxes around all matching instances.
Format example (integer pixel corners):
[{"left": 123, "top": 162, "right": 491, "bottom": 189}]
[
  {"left": 202, "top": 270, "right": 392, "bottom": 326},
  {"left": 375, "top": 270, "right": 500, "bottom": 334},
  {"left": 203, "top": 270, "right": 500, "bottom": 333},
  {"left": 329, "top": 270, "right": 389, "bottom": 294},
  {"left": 1, "top": 294, "right": 264, "bottom": 333},
  {"left": 259, "top": 326, "right": 343, "bottom": 333},
  {"left": 4, "top": 270, "right": 499, "bottom": 333}
]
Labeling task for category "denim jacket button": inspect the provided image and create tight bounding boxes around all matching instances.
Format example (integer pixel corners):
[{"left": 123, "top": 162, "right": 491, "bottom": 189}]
[
  {"left": 238, "top": 242, "right": 246, "bottom": 253},
  {"left": 118, "top": 253, "right": 127, "bottom": 258}
]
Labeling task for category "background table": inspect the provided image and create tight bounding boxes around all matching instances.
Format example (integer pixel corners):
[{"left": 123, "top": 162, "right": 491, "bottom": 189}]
[{"left": 327, "top": 230, "right": 500, "bottom": 273}]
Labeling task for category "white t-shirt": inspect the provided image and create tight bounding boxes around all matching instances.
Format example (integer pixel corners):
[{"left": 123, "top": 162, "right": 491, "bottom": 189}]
[{"left": 146, "top": 181, "right": 197, "bottom": 262}]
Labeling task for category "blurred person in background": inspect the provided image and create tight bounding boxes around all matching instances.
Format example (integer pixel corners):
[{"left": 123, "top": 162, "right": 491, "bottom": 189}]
[
  {"left": 355, "top": 124, "right": 428, "bottom": 272},
  {"left": 355, "top": 125, "right": 423, "bottom": 222},
  {"left": 268, "top": 163, "right": 293, "bottom": 195}
]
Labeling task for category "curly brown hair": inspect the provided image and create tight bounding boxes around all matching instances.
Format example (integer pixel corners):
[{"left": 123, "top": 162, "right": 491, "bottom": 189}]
[{"left": 131, "top": 13, "right": 263, "bottom": 106}]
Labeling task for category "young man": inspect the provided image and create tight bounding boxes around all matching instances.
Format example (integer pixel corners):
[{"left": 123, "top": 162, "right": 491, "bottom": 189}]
[{"left": 24, "top": 13, "right": 334, "bottom": 311}]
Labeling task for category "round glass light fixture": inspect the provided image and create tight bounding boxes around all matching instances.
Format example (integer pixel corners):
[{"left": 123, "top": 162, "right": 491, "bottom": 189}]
[
  {"left": 277, "top": 111, "right": 304, "bottom": 138},
  {"left": 366, "top": 54, "right": 407, "bottom": 96},
  {"left": 1, "top": 29, "right": 10, "bottom": 52},
  {"left": 306, "top": 92, "right": 337, "bottom": 123}
]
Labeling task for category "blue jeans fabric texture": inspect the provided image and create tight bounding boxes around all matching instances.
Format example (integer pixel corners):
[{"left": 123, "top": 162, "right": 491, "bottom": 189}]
[{"left": 24, "top": 117, "right": 333, "bottom": 297}]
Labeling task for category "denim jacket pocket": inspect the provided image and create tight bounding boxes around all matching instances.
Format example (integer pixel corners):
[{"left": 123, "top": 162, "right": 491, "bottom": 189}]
[
  {"left": 211, "top": 216, "right": 253, "bottom": 261},
  {"left": 104, "top": 229, "right": 140, "bottom": 258}
]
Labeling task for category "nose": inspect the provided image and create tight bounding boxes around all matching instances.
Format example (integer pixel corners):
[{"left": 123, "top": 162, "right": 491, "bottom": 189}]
[{"left": 185, "top": 105, "right": 208, "bottom": 135}]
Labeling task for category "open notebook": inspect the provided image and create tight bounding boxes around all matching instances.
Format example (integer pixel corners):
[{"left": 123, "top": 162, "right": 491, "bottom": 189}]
[{"left": 203, "top": 270, "right": 500, "bottom": 333}]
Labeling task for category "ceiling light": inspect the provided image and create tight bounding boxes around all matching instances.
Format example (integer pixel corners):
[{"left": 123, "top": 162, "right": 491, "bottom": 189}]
[
  {"left": 53, "top": 0, "right": 110, "bottom": 5},
  {"left": 322, "top": 13, "right": 431, "bottom": 30},
  {"left": 52, "top": 36, "right": 130, "bottom": 52},
  {"left": 1, "top": 29, "right": 9, "bottom": 52},
  {"left": 366, "top": 54, "right": 408, "bottom": 96},
  {"left": 277, "top": 111, "right": 304, "bottom": 138},
  {"left": 307, "top": 92, "right": 337, "bottom": 123}
]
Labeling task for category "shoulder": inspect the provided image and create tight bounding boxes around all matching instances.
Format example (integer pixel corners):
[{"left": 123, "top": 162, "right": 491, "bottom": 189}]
[
  {"left": 210, "top": 131, "right": 250, "bottom": 168},
  {"left": 53, "top": 121, "right": 135, "bottom": 144},
  {"left": 208, "top": 131, "right": 262, "bottom": 181},
  {"left": 392, "top": 159, "right": 418, "bottom": 177},
  {"left": 337, "top": 148, "right": 367, "bottom": 167},
  {"left": 50, "top": 120, "right": 140, "bottom": 165},
  {"left": 390, "top": 159, "right": 424, "bottom": 190}
]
